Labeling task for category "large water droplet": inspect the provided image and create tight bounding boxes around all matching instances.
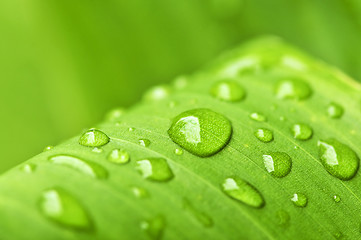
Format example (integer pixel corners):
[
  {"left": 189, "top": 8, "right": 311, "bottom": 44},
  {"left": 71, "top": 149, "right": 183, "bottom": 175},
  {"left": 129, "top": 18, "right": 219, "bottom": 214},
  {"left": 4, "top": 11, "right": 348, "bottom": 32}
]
[
  {"left": 136, "top": 158, "right": 174, "bottom": 182},
  {"left": 140, "top": 215, "right": 165, "bottom": 240},
  {"left": 183, "top": 198, "right": 213, "bottom": 228},
  {"left": 20, "top": 163, "right": 36, "bottom": 173},
  {"left": 139, "top": 139, "right": 151, "bottom": 147},
  {"left": 221, "top": 177, "right": 265, "bottom": 208},
  {"left": 275, "top": 78, "right": 312, "bottom": 100},
  {"left": 107, "top": 149, "right": 130, "bottom": 164},
  {"left": 168, "top": 108, "right": 232, "bottom": 157},
  {"left": 39, "top": 187, "right": 92, "bottom": 230},
  {"left": 263, "top": 152, "right": 292, "bottom": 178},
  {"left": 210, "top": 80, "right": 245, "bottom": 102},
  {"left": 254, "top": 128, "right": 274, "bottom": 143},
  {"left": 291, "top": 193, "right": 308, "bottom": 207},
  {"left": 143, "top": 85, "right": 172, "bottom": 101},
  {"left": 291, "top": 123, "right": 313, "bottom": 140},
  {"left": 327, "top": 102, "right": 344, "bottom": 119},
  {"left": 105, "top": 108, "right": 125, "bottom": 122},
  {"left": 318, "top": 139, "right": 359, "bottom": 180},
  {"left": 79, "top": 129, "right": 110, "bottom": 147},
  {"left": 249, "top": 112, "right": 267, "bottom": 122},
  {"left": 49, "top": 155, "right": 108, "bottom": 179}
]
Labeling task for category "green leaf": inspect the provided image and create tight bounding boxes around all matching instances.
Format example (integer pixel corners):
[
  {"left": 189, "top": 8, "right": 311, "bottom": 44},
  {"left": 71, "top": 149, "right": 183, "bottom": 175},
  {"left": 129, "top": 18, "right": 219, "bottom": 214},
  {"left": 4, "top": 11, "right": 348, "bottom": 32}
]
[{"left": 1, "top": 36, "right": 361, "bottom": 239}]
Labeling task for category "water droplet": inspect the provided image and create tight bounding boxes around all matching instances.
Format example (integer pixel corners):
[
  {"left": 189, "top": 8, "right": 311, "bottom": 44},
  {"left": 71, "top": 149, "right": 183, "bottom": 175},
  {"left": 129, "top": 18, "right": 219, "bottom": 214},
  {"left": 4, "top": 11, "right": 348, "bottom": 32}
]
[
  {"left": 249, "top": 112, "right": 267, "bottom": 122},
  {"left": 107, "top": 149, "right": 130, "bottom": 164},
  {"left": 105, "top": 108, "right": 125, "bottom": 122},
  {"left": 210, "top": 80, "right": 246, "bottom": 102},
  {"left": 168, "top": 101, "right": 177, "bottom": 108},
  {"left": 276, "top": 210, "right": 290, "bottom": 226},
  {"left": 139, "top": 139, "right": 151, "bottom": 147},
  {"left": 318, "top": 139, "right": 359, "bottom": 180},
  {"left": 275, "top": 78, "right": 312, "bottom": 100},
  {"left": 143, "top": 85, "right": 172, "bottom": 101},
  {"left": 279, "top": 116, "right": 286, "bottom": 121},
  {"left": 168, "top": 108, "right": 232, "bottom": 157},
  {"left": 129, "top": 127, "right": 135, "bottom": 132},
  {"left": 92, "top": 147, "right": 103, "bottom": 153},
  {"left": 173, "top": 75, "right": 188, "bottom": 89},
  {"left": 131, "top": 186, "right": 149, "bottom": 199},
  {"left": 327, "top": 102, "right": 344, "bottom": 119},
  {"left": 20, "top": 163, "right": 36, "bottom": 173},
  {"left": 183, "top": 198, "right": 213, "bottom": 228},
  {"left": 136, "top": 158, "right": 174, "bottom": 182},
  {"left": 333, "top": 231, "right": 343, "bottom": 239},
  {"left": 291, "top": 193, "right": 308, "bottom": 207},
  {"left": 140, "top": 215, "right": 165, "bottom": 240},
  {"left": 291, "top": 123, "right": 313, "bottom": 140},
  {"left": 49, "top": 155, "right": 108, "bottom": 179},
  {"left": 39, "top": 187, "right": 92, "bottom": 230},
  {"left": 333, "top": 195, "right": 341, "bottom": 203},
  {"left": 79, "top": 129, "right": 110, "bottom": 147},
  {"left": 254, "top": 128, "right": 274, "bottom": 143},
  {"left": 221, "top": 177, "right": 265, "bottom": 208},
  {"left": 174, "top": 148, "right": 183, "bottom": 156},
  {"left": 263, "top": 152, "right": 292, "bottom": 178},
  {"left": 43, "top": 146, "right": 54, "bottom": 152}
]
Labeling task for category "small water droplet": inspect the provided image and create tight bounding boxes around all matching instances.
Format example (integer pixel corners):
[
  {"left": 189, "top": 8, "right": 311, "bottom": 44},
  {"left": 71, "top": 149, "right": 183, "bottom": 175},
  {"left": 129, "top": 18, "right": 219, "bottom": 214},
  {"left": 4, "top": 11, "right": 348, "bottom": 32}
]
[
  {"left": 291, "top": 123, "right": 313, "bottom": 140},
  {"left": 174, "top": 148, "right": 183, "bottom": 156},
  {"left": 221, "top": 177, "right": 265, "bottom": 208},
  {"left": 249, "top": 112, "right": 267, "bottom": 122},
  {"left": 183, "top": 198, "right": 213, "bottom": 228},
  {"left": 131, "top": 186, "right": 149, "bottom": 199},
  {"left": 49, "top": 155, "right": 108, "bottom": 179},
  {"left": 173, "top": 75, "right": 188, "bottom": 89},
  {"left": 139, "top": 139, "right": 151, "bottom": 147},
  {"left": 129, "top": 127, "right": 135, "bottom": 132},
  {"left": 79, "top": 129, "right": 110, "bottom": 147},
  {"left": 107, "top": 149, "right": 130, "bottom": 164},
  {"left": 168, "top": 108, "right": 232, "bottom": 157},
  {"left": 275, "top": 78, "right": 312, "bottom": 100},
  {"left": 291, "top": 193, "right": 308, "bottom": 207},
  {"left": 105, "top": 108, "right": 125, "bottom": 122},
  {"left": 254, "top": 128, "right": 273, "bottom": 143},
  {"left": 318, "top": 139, "right": 359, "bottom": 180},
  {"left": 210, "top": 80, "right": 246, "bottom": 102},
  {"left": 327, "top": 102, "right": 344, "bottom": 119},
  {"left": 143, "top": 85, "right": 172, "bottom": 101},
  {"left": 168, "top": 101, "right": 177, "bottom": 108},
  {"left": 333, "top": 195, "right": 341, "bottom": 203},
  {"left": 43, "top": 146, "right": 54, "bottom": 152},
  {"left": 136, "top": 158, "right": 174, "bottom": 182},
  {"left": 333, "top": 231, "right": 343, "bottom": 239},
  {"left": 20, "top": 163, "right": 36, "bottom": 173},
  {"left": 263, "top": 152, "right": 292, "bottom": 178},
  {"left": 140, "top": 215, "right": 165, "bottom": 240},
  {"left": 39, "top": 187, "right": 92, "bottom": 231},
  {"left": 92, "top": 147, "right": 103, "bottom": 153},
  {"left": 276, "top": 210, "right": 290, "bottom": 227}
]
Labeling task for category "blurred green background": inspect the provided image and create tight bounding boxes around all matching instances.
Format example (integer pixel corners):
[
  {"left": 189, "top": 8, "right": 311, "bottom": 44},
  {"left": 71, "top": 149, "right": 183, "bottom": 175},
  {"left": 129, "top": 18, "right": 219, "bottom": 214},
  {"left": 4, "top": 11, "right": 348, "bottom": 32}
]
[{"left": 1, "top": 0, "right": 361, "bottom": 173}]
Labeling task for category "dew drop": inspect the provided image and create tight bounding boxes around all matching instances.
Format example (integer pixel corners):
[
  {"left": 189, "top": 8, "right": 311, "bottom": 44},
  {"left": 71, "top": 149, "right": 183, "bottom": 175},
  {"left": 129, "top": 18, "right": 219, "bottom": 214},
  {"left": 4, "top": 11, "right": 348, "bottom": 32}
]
[
  {"left": 136, "top": 158, "right": 174, "bottom": 182},
  {"left": 254, "top": 128, "right": 274, "bottom": 143},
  {"left": 20, "top": 163, "right": 36, "bottom": 173},
  {"left": 221, "top": 177, "right": 265, "bottom": 208},
  {"left": 291, "top": 123, "right": 313, "bottom": 140},
  {"left": 263, "top": 152, "right": 292, "bottom": 178},
  {"left": 291, "top": 193, "right": 308, "bottom": 207},
  {"left": 49, "top": 155, "right": 108, "bottom": 179},
  {"left": 105, "top": 108, "right": 125, "bottom": 122},
  {"left": 327, "top": 102, "right": 344, "bottom": 119},
  {"left": 333, "top": 195, "right": 341, "bottom": 203},
  {"left": 275, "top": 78, "right": 312, "bottom": 100},
  {"left": 183, "top": 198, "right": 213, "bottom": 228},
  {"left": 92, "top": 147, "right": 103, "bottom": 153},
  {"left": 43, "top": 146, "right": 54, "bottom": 152},
  {"left": 210, "top": 80, "right": 246, "bottom": 102},
  {"left": 168, "top": 108, "right": 232, "bottom": 157},
  {"left": 318, "top": 139, "right": 359, "bottom": 180},
  {"left": 79, "top": 129, "right": 110, "bottom": 147},
  {"left": 39, "top": 187, "right": 92, "bottom": 231},
  {"left": 107, "top": 149, "right": 130, "bottom": 164},
  {"left": 173, "top": 75, "right": 188, "bottom": 89},
  {"left": 143, "top": 85, "right": 172, "bottom": 101},
  {"left": 131, "top": 186, "right": 149, "bottom": 199},
  {"left": 129, "top": 127, "right": 135, "bottom": 132},
  {"left": 276, "top": 210, "right": 290, "bottom": 227},
  {"left": 139, "top": 139, "right": 151, "bottom": 147},
  {"left": 249, "top": 112, "right": 267, "bottom": 122},
  {"left": 174, "top": 148, "right": 183, "bottom": 156},
  {"left": 140, "top": 215, "right": 165, "bottom": 240}
]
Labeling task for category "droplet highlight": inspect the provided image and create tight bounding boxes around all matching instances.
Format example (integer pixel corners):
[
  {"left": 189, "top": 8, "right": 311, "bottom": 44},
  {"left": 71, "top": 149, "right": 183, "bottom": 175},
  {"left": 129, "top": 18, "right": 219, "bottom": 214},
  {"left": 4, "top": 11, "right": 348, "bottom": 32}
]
[
  {"left": 139, "top": 139, "right": 151, "bottom": 147},
  {"left": 79, "top": 129, "right": 110, "bottom": 147},
  {"left": 210, "top": 80, "right": 246, "bottom": 102},
  {"left": 327, "top": 102, "right": 344, "bottom": 119},
  {"left": 263, "top": 152, "right": 292, "bottom": 178},
  {"left": 107, "top": 149, "right": 130, "bottom": 164},
  {"left": 291, "top": 193, "right": 308, "bottom": 207},
  {"left": 43, "top": 146, "right": 54, "bottom": 152},
  {"left": 333, "top": 195, "right": 341, "bottom": 203},
  {"left": 131, "top": 186, "right": 149, "bottom": 199},
  {"left": 291, "top": 123, "right": 313, "bottom": 140},
  {"left": 249, "top": 112, "right": 267, "bottom": 122},
  {"left": 20, "top": 163, "right": 36, "bottom": 173},
  {"left": 254, "top": 128, "right": 273, "bottom": 143},
  {"left": 136, "top": 158, "right": 174, "bottom": 182},
  {"left": 174, "top": 148, "right": 183, "bottom": 156},
  {"left": 275, "top": 78, "right": 312, "bottom": 100}
]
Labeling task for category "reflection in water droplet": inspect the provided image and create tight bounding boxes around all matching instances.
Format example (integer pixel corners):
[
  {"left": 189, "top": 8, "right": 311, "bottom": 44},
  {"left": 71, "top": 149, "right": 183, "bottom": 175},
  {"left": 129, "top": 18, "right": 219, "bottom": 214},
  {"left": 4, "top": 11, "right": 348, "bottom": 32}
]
[
  {"left": 20, "top": 163, "right": 36, "bottom": 173},
  {"left": 107, "top": 149, "right": 130, "bottom": 164},
  {"left": 175, "top": 148, "right": 183, "bottom": 156},
  {"left": 249, "top": 112, "right": 267, "bottom": 122},
  {"left": 327, "top": 102, "right": 344, "bottom": 119},
  {"left": 168, "top": 108, "right": 232, "bottom": 157},
  {"left": 43, "top": 146, "right": 54, "bottom": 152},
  {"left": 183, "top": 198, "right": 213, "bottom": 228},
  {"left": 131, "top": 186, "right": 149, "bottom": 199},
  {"left": 39, "top": 187, "right": 92, "bottom": 231},
  {"left": 139, "top": 139, "right": 151, "bottom": 147},
  {"left": 136, "top": 158, "right": 174, "bottom": 182},
  {"left": 210, "top": 80, "right": 246, "bottom": 102},
  {"left": 105, "top": 108, "right": 125, "bottom": 122},
  {"left": 143, "top": 85, "right": 172, "bottom": 101},
  {"left": 318, "top": 139, "right": 359, "bottom": 180},
  {"left": 221, "top": 177, "right": 265, "bottom": 208},
  {"left": 263, "top": 152, "right": 292, "bottom": 178},
  {"left": 254, "top": 128, "right": 274, "bottom": 143},
  {"left": 291, "top": 193, "right": 308, "bottom": 207},
  {"left": 291, "top": 123, "right": 313, "bottom": 140},
  {"left": 140, "top": 215, "right": 165, "bottom": 240},
  {"left": 275, "top": 78, "right": 312, "bottom": 100},
  {"left": 79, "top": 129, "right": 110, "bottom": 147},
  {"left": 49, "top": 155, "right": 108, "bottom": 179}
]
